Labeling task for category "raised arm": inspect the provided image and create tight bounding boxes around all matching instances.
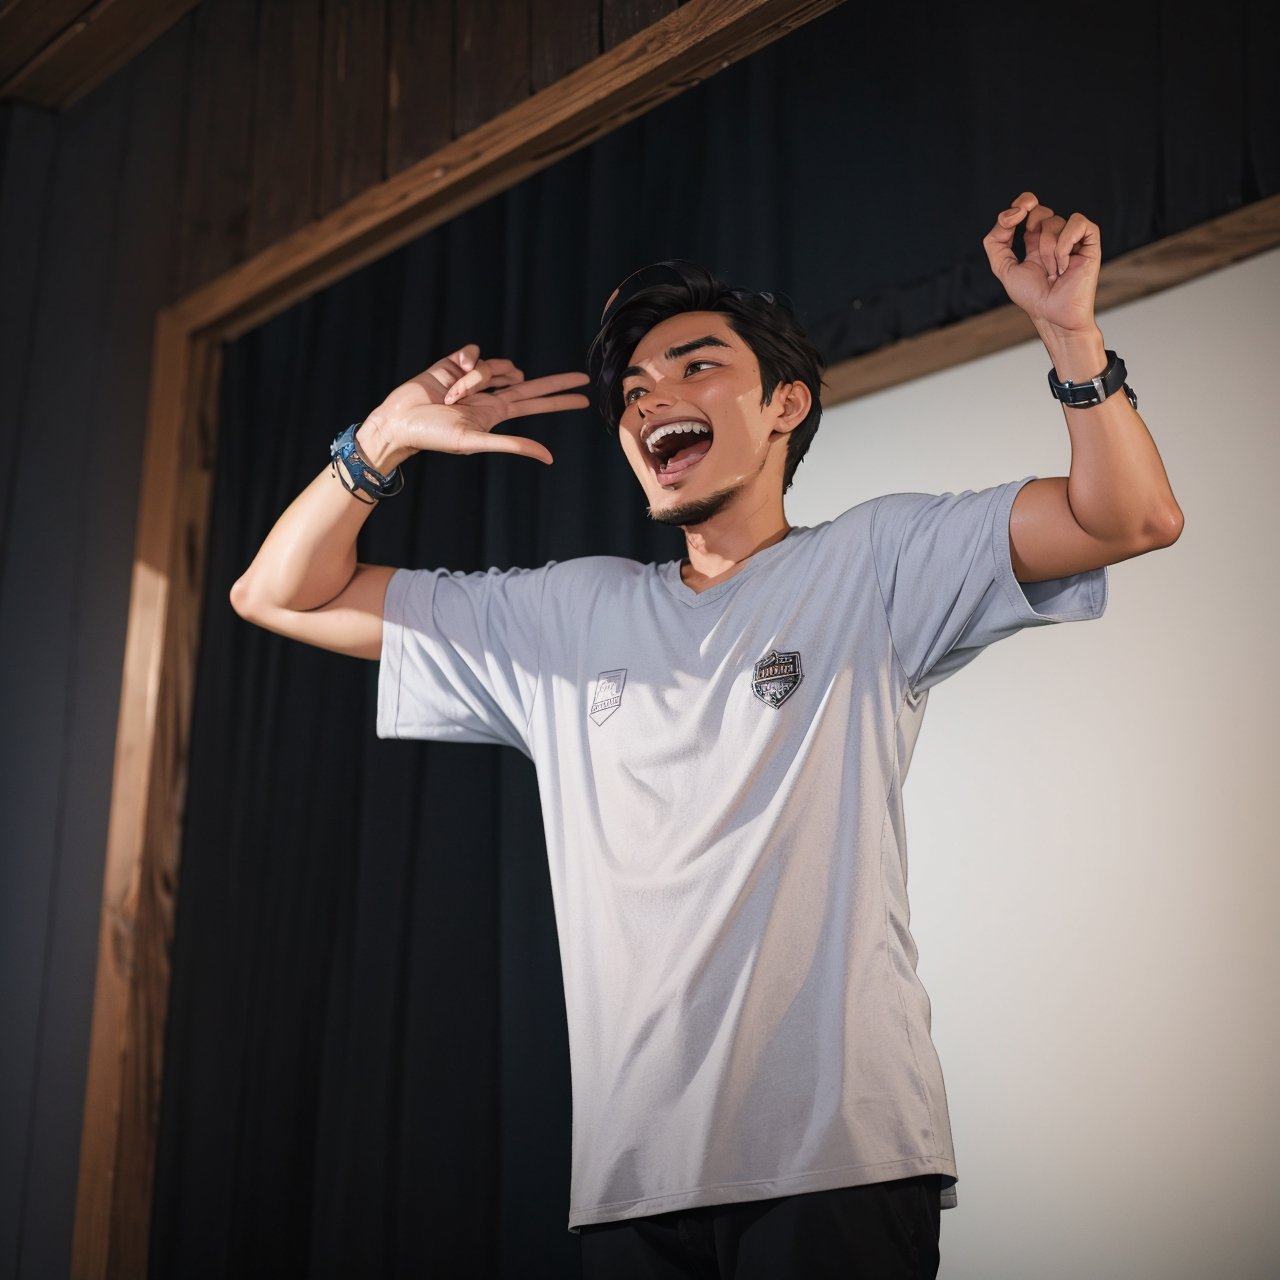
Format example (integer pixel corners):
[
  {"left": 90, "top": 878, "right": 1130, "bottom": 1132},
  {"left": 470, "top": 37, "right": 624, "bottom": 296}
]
[
  {"left": 229, "top": 345, "right": 589, "bottom": 659},
  {"left": 982, "top": 192, "right": 1185, "bottom": 583}
]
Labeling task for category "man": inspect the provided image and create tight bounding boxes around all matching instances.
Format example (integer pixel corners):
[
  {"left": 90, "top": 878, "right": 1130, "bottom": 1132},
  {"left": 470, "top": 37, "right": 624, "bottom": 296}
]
[{"left": 232, "top": 193, "right": 1183, "bottom": 1277}]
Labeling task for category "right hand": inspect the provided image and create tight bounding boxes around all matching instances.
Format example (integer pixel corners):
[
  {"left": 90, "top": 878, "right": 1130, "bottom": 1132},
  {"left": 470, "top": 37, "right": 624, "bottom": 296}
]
[{"left": 363, "top": 344, "right": 591, "bottom": 467}]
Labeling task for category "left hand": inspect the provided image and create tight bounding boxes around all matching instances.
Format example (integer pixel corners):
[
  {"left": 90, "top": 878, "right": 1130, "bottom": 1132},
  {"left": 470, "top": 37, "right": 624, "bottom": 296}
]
[{"left": 982, "top": 191, "right": 1100, "bottom": 339}]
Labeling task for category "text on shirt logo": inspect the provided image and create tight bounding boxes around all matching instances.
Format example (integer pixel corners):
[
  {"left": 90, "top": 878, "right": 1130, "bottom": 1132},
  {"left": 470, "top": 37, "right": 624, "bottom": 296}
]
[
  {"left": 589, "top": 669, "right": 628, "bottom": 725},
  {"left": 751, "top": 649, "right": 804, "bottom": 708}
]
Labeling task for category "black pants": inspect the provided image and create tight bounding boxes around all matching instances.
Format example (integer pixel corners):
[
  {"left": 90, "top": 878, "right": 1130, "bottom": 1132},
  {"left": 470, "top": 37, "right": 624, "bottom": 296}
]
[{"left": 579, "top": 1175, "right": 942, "bottom": 1279}]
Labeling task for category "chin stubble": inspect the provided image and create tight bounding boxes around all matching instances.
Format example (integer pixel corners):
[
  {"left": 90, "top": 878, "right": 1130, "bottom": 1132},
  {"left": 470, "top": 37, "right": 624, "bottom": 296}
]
[{"left": 647, "top": 482, "right": 743, "bottom": 528}]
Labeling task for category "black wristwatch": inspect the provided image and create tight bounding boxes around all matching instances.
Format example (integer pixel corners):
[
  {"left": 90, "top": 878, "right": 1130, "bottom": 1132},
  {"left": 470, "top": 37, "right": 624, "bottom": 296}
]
[{"left": 1047, "top": 349, "right": 1138, "bottom": 410}]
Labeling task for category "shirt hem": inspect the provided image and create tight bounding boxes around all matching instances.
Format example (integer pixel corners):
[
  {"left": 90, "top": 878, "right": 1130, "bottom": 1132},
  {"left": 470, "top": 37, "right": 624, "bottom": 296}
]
[
  {"left": 567, "top": 1154, "right": 958, "bottom": 1231},
  {"left": 993, "top": 476, "right": 1110, "bottom": 622}
]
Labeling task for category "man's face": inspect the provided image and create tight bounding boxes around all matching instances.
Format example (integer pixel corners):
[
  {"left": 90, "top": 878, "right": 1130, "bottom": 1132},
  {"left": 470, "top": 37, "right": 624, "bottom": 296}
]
[{"left": 616, "top": 311, "right": 801, "bottom": 525}]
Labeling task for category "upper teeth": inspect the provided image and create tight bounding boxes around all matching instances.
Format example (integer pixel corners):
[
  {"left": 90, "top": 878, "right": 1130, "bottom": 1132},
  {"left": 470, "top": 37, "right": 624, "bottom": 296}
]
[{"left": 646, "top": 422, "right": 710, "bottom": 453}]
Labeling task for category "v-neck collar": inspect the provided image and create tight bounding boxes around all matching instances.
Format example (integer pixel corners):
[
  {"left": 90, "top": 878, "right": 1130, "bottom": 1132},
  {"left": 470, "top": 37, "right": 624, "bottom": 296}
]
[{"left": 657, "top": 527, "right": 805, "bottom": 608}]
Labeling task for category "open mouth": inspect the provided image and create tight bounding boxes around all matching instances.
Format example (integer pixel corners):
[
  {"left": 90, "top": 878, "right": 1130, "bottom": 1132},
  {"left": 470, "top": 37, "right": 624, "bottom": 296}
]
[{"left": 644, "top": 420, "right": 713, "bottom": 482}]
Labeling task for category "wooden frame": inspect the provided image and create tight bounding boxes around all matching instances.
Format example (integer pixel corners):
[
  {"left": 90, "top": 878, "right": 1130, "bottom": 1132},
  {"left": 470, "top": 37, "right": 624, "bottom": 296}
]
[{"left": 72, "top": 0, "right": 1280, "bottom": 1265}]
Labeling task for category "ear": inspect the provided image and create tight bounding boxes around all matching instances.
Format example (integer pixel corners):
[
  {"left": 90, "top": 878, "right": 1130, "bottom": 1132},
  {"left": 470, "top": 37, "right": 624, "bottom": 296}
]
[{"left": 770, "top": 380, "right": 813, "bottom": 436}]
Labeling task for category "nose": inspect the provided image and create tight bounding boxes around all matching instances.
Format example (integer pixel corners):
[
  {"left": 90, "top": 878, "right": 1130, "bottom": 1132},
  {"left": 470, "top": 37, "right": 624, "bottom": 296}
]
[{"left": 635, "top": 376, "right": 677, "bottom": 417}]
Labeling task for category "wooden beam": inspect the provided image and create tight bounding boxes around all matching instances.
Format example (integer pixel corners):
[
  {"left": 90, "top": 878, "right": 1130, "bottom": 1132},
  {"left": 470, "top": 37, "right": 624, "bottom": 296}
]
[
  {"left": 0, "top": 0, "right": 199, "bottom": 110},
  {"left": 72, "top": 311, "right": 220, "bottom": 1277},
  {"left": 170, "top": 0, "right": 848, "bottom": 343},
  {"left": 73, "top": 1, "right": 847, "bottom": 1276},
  {"left": 824, "top": 194, "right": 1280, "bottom": 405},
  {"left": 0, "top": 0, "right": 91, "bottom": 90}
]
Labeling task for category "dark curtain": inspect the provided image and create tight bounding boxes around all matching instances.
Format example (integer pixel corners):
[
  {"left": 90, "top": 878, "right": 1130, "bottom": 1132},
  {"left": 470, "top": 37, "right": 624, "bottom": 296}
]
[{"left": 150, "top": 4, "right": 1278, "bottom": 1277}]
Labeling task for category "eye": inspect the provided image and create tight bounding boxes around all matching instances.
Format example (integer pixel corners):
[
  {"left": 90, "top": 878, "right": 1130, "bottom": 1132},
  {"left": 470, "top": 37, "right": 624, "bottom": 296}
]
[
  {"left": 685, "top": 359, "right": 719, "bottom": 375},
  {"left": 623, "top": 385, "right": 646, "bottom": 405}
]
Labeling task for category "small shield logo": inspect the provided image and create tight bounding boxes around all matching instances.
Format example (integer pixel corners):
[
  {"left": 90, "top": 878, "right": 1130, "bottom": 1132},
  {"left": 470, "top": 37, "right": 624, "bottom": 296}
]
[
  {"left": 589, "top": 668, "right": 627, "bottom": 725},
  {"left": 752, "top": 649, "right": 803, "bottom": 709}
]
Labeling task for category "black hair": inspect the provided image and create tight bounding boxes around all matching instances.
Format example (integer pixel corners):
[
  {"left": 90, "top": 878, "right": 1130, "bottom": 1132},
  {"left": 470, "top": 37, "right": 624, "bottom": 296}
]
[{"left": 586, "top": 261, "right": 826, "bottom": 494}]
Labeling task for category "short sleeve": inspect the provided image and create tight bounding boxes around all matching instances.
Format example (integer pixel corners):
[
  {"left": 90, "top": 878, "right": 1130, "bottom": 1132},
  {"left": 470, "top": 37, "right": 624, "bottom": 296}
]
[
  {"left": 377, "top": 564, "right": 549, "bottom": 754},
  {"left": 871, "top": 475, "right": 1108, "bottom": 696}
]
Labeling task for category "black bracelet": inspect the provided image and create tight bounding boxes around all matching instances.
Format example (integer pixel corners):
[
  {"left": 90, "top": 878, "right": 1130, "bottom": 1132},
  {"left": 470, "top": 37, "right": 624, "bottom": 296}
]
[{"left": 1047, "top": 350, "right": 1138, "bottom": 411}]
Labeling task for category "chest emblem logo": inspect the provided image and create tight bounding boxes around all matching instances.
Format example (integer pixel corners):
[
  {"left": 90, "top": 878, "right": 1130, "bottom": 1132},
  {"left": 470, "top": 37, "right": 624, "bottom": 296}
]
[
  {"left": 589, "top": 668, "right": 627, "bottom": 725},
  {"left": 752, "top": 649, "right": 804, "bottom": 709}
]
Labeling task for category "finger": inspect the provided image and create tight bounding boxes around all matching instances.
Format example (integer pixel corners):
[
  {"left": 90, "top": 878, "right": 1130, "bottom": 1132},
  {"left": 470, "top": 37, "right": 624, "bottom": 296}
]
[
  {"left": 982, "top": 209, "right": 1021, "bottom": 279},
  {"left": 422, "top": 357, "right": 477, "bottom": 399},
  {"left": 1033, "top": 213, "right": 1066, "bottom": 278},
  {"left": 504, "top": 392, "right": 592, "bottom": 419},
  {"left": 450, "top": 343, "right": 480, "bottom": 371},
  {"left": 443, "top": 366, "right": 490, "bottom": 403},
  {"left": 984, "top": 191, "right": 1038, "bottom": 273},
  {"left": 483, "top": 360, "right": 524, "bottom": 388},
  {"left": 423, "top": 359, "right": 464, "bottom": 383},
  {"left": 443, "top": 359, "right": 524, "bottom": 404},
  {"left": 466, "top": 431, "right": 555, "bottom": 466},
  {"left": 1056, "top": 212, "right": 1100, "bottom": 274},
  {"left": 495, "top": 370, "right": 591, "bottom": 402},
  {"left": 426, "top": 344, "right": 480, "bottom": 380},
  {"left": 1021, "top": 204, "right": 1056, "bottom": 268},
  {"left": 423, "top": 345, "right": 479, "bottom": 388}
]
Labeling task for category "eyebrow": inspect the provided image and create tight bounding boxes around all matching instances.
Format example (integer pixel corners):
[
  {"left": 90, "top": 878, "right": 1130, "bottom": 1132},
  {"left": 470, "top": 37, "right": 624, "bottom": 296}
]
[{"left": 621, "top": 335, "right": 732, "bottom": 382}]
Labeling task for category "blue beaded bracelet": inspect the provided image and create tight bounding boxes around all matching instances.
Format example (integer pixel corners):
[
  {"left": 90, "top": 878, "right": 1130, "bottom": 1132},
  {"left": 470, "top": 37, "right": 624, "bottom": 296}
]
[{"left": 329, "top": 422, "right": 404, "bottom": 501}]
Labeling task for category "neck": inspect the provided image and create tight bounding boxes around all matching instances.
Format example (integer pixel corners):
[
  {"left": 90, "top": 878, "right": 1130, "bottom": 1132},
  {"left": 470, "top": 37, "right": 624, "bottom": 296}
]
[{"left": 679, "top": 489, "right": 790, "bottom": 592}]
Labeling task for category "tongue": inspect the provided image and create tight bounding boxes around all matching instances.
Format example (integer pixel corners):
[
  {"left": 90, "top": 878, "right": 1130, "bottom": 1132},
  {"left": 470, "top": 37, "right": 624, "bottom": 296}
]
[{"left": 660, "top": 438, "right": 712, "bottom": 477}]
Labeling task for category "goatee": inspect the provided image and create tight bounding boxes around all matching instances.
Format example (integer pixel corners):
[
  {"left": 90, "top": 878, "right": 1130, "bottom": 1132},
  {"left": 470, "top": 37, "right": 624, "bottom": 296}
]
[{"left": 648, "top": 483, "right": 742, "bottom": 528}]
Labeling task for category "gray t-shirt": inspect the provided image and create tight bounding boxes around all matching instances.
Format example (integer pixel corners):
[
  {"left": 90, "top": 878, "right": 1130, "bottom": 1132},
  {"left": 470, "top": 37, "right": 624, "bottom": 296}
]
[{"left": 377, "top": 475, "right": 1108, "bottom": 1229}]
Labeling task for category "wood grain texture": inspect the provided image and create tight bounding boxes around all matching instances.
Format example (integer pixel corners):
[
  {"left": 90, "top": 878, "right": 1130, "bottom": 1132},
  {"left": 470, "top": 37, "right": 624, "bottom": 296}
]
[
  {"left": 453, "top": 0, "right": 530, "bottom": 137},
  {"left": 174, "top": 0, "right": 257, "bottom": 296},
  {"left": 317, "top": 0, "right": 388, "bottom": 217},
  {"left": 0, "top": 0, "right": 90, "bottom": 87},
  {"left": 173, "top": 0, "right": 848, "bottom": 343},
  {"left": 823, "top": 194, "right": 1280, "bottom": 405},
  {"left": 602, "top": 0, "right": 678, "bottom": 48},
  {"left": 72, "top": 316, "right": 220, "bottom": 1280},
  {"left": 246, "top": 0, "right": 322, "bottom": 258},
  {"left": 0, "top": 0, "right": 199, "bottom": 110},
  {"left": 531, "top": 0, "right": 600, "bottom": 93},
  {"left": 385, "top": 0, "right": 453, "bottom": 176}
]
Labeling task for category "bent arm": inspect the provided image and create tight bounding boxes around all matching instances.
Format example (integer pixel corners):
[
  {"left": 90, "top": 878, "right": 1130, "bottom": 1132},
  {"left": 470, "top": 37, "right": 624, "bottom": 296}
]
[
  {"left": 1009, "top": 327, "right": 1183, "bottom": 584},
  {"left": 229, "top": 446, "right": 399, "bottom": 660},
  {"left": 984, "top": 194, "right": 1184, "bottom": 583},
  {"left": 229, "top": 348, "right": 590, "bottom": 660}
]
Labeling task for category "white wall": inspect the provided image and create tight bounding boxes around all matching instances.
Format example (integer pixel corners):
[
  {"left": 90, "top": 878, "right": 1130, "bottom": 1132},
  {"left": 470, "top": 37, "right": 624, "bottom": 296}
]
[{"left": 787, "top": 248, "right": 1280, "bottom": 1280}]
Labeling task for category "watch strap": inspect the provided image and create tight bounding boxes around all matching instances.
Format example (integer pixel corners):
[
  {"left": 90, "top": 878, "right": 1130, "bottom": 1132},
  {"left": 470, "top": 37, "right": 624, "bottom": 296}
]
[
  {"left": 1047, "top": 349, "right": 1137, "bottom": 410},
  {"left": 329, "top": 422, "right": 404, "bottom": 499}
]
